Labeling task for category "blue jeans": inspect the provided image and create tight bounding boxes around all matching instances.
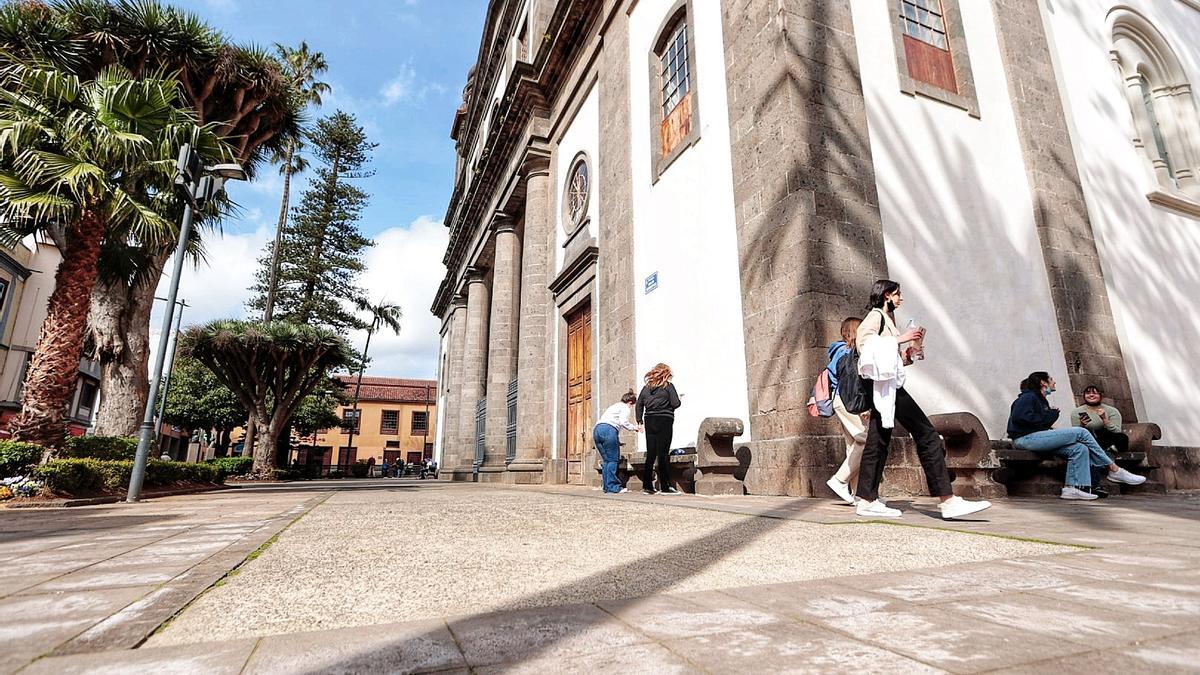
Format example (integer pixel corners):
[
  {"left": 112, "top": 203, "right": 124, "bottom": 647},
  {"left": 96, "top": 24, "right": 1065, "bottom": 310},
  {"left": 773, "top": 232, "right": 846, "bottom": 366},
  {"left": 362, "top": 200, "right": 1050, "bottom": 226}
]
[
  {"left": 593, "top": 423, "right": 622, "bottom": 493},
  {"left": 1013, "top": 427, "right": 1113, "bottom": 487}
]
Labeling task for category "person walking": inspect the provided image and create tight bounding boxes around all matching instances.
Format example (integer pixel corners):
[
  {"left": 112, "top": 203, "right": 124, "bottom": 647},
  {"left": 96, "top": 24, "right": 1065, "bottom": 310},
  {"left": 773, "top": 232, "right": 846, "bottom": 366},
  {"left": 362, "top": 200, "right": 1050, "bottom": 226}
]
[
  {"left": 594, "top": 391, "right": 642, "bottom": 494},
  {"left": 636, "top": 363, "right": 682, "bottom": 495},
  {"left": 854, "top": 280, "right": 992, "bottom": 520},
  {"left": 825, "top": 317, "right": 869, "bottom": 505},
  {"left": 1009, "top": 372, "right": 1145, "bottom": 500}
]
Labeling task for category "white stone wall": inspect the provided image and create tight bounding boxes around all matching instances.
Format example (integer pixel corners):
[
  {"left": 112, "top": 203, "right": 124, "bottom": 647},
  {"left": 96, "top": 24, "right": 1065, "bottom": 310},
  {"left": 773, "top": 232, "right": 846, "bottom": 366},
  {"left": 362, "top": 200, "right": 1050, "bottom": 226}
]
[
  {"left": 551, "top": 82, "right": 601, "bottom": 460},
  {"left": 1043, "top": 0, "right": 1200, "bottom": 445},
  {"left": 433, "top": 329, "right": 449, "bottom": 466},
  {"left": 627, "top": 0, "right": 751, "bottom": 449},
  {"left": 850, "top": 0, "right": 1072, "bottom": 437}
]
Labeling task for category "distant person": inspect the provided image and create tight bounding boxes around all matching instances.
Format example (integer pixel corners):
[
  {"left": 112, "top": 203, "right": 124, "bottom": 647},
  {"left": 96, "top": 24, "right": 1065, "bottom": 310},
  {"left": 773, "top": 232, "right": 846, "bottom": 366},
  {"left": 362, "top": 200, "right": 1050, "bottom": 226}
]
[
  {"left": 382, "top": 458, "right": 390, "bottom": 478},
  {"left": 825, "top": 316, "right": 869, "bottom": 505},
  {"left": 1008, "top": 371, "right": 1146, "bottom": 500},
  {"left": 397, "top": 459, "right": 406, "bottom": 478},
  {"left": 636, "top": 363, "right": 682, "bottom": 495},
  {"left": 854, "top": 279, "right": 991, "bottom": 520},
  {"left": 594, "top": 390, "right": 642, "bottom": 494},
  {"left": 159, "top": 450, "right": 171, "bottom": 461},
  {"left": 1072, "top": 384, "right": 1129, "bottom": 455}
]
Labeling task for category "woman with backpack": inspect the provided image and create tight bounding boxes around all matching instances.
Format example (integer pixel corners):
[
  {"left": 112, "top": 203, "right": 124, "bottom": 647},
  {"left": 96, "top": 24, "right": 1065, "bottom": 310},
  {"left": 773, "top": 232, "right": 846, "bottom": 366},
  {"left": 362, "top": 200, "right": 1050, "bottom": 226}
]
[
  {"left": 1008, "top": 372, "right": 1145, "bottom": 500},
  {"left": 853, "top": 280, "right": 992, "bottom": 520},
  {"left": 636, "top": 363, "right": 682, "bottom": 495},
  {"left": 825, "top": 316, "right": 869, "bottom": 505}
]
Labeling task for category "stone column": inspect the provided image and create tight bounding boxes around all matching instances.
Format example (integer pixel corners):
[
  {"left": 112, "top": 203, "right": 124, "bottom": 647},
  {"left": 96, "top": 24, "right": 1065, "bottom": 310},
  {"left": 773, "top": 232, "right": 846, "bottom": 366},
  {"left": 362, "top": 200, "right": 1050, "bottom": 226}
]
[
  {"left": 452, "top": 269, "right": 490, "bottom": 481},
  {"left": 436, "top": 297, "right": 467, "bottom": 478},
  {"left": 508, "top": 161, "right": 553, "bottom": 483},
  {"left": 992, "top": 0, "right": 1136, "bottom": 418},
  {"left": 722, "top": 0, "right": 887, "bottom": 496},
  {"left": 480, "top": 217, "right": 522, "bottom": 480}
]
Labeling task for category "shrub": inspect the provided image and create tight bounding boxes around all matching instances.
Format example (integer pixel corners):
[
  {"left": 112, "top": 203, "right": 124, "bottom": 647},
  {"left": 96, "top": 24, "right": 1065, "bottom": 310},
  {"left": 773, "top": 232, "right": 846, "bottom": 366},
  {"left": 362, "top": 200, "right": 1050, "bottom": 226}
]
[
  {"left": 351, "top": 459, "right": 370, "bottom": 478},
  {"left": 328, "top": 470, "right": 345, "bottom": 479},
  {"left": 206, "top": 456, "right": 253, "bottom": 477},
  {"left": 61, "top": 436, "right": 138, "bottom": 461},
  {"left": 0, "top": 440, "right": 43, "bottom": 477},
  {"left": 33, "top": 458, "right": 224, "bottom": 494},
  {"left": 270, "top": 468, "right": 302, "bottom": 481}
]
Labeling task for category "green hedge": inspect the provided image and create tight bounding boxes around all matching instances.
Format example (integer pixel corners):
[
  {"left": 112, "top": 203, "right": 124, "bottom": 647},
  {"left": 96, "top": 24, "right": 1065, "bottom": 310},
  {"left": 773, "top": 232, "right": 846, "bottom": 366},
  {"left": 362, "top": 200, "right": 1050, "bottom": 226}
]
[
  {"left": 206, "top": 456, "right": 253, "bottom": 476},
  {"left": 60, "top": 435, "right": 138, "bottom": 461},
  {"left": 34, "top": 458, "right": 223, "bottom": 493},
  {"left": 351, "top": 459, "right": 370, "bottom": 478},
  {"left": 0, "top": 440, "right": 43, "bottom": 477}
]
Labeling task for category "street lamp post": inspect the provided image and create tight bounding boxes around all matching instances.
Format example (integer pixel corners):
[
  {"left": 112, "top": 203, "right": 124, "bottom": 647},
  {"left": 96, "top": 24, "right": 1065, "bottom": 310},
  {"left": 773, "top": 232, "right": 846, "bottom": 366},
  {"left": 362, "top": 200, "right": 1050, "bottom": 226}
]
[
  {"left": 154, "top": 297, "right": 187, "bottom": 453},
  {"left": 127, "top": 145, "right": 244, "bottom": 503}
]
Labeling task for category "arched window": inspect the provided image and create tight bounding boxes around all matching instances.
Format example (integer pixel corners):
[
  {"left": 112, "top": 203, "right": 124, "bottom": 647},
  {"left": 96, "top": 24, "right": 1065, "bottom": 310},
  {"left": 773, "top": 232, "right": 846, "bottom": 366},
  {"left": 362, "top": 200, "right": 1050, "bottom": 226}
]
[
  {"left": 1109, "top": 8, "right": 1200, "bottom": 204},
  {"left": 649, "top": 1, "right": 700, "bottom": 182}
]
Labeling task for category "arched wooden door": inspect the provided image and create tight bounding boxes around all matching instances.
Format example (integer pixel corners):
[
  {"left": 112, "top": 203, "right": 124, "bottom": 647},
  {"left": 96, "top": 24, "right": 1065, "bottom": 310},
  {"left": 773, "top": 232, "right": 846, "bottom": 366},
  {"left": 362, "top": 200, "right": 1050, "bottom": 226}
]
[{"left": 565, "top": 301, "right": 592, "bottom": 483}]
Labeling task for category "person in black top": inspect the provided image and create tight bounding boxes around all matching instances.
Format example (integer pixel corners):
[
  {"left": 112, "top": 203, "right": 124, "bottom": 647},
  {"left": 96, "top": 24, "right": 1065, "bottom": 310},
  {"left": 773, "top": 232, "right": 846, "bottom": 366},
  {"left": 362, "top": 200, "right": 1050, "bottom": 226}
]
[{"left": 636, "top": 363, "right": 682, "bottom": 494}]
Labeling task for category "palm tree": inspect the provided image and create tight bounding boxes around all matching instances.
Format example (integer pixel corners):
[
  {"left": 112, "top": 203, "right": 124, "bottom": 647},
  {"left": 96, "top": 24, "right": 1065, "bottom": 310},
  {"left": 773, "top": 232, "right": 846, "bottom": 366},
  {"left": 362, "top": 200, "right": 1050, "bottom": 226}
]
[
  {"left": 0, "top": 0, "right": 305, "bottom": 437},
  {"left": 263, "top": 41, "right": 330, "bottom": 322},
  {"left": 0, "top": 60, "right": 233, "bottom": 450},
  {"left": 343, "top": 299, "right": 403, "bottom": 456}
]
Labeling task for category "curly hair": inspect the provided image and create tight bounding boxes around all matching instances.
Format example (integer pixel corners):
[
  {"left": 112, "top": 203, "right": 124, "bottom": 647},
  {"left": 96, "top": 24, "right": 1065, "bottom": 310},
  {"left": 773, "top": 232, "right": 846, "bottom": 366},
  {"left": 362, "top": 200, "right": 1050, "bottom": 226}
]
[{"left": 644, "top": 363, "right": 673, "bottom": 389}]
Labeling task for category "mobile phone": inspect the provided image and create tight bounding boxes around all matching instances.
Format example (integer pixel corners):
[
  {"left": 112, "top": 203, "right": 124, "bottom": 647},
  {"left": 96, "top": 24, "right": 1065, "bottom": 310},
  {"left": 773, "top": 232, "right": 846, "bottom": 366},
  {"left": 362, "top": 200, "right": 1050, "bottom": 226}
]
[{"left": 1079, "top": 412, "right": 1092, "bottom": 424}]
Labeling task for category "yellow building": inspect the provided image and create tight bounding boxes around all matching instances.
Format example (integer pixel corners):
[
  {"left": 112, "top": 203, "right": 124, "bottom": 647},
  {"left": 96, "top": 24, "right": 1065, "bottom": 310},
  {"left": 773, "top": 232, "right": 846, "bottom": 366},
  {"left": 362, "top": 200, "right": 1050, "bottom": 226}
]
[{"left": 310, "top": 376, "right": 437, "bottom": 472}]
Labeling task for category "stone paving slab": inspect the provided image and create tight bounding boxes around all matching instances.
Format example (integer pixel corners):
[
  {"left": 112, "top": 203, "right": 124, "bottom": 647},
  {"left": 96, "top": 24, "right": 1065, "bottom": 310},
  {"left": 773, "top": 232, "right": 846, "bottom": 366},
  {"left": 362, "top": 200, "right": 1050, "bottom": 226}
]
[
  {"left": 0, "top": 486, "right": 329, "bottom": 673},
  {"left": 9, "top": 482, "right": 1200, "bottom": 673}
]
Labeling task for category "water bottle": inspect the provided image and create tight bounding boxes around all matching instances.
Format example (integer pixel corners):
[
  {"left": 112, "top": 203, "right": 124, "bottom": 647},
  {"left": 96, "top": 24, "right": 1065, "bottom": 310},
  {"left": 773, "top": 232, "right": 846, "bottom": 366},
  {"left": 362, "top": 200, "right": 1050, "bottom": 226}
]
[{"left": 906, "top": 318, "right": 924, "bottom": 361}]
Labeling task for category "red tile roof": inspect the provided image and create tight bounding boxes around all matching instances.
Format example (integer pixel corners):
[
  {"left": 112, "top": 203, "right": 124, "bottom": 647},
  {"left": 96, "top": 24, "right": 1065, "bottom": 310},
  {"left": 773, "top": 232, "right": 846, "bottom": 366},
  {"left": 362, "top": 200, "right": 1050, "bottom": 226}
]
[{"left": 333, "top": 375, "right": 436, "bottom": 404}]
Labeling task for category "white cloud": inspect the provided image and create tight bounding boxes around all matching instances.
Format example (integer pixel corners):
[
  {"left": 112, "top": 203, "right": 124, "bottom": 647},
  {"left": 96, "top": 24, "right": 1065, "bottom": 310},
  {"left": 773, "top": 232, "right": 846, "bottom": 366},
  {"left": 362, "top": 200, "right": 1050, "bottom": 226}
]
[
  {"left": 349, "top": 215, "right": 449, "bottom": 378},
  {"left": 151, "top": 222, "right": 272, "bottom": 334},
  {"left": 380, "top": 61, "right": 449, "bottom": 107},
  {"left": 381, "top": 63, "right": 417, "bottom": 106},
  {"left": 151, "top": 214, "right": 449, "bottom": 380}
]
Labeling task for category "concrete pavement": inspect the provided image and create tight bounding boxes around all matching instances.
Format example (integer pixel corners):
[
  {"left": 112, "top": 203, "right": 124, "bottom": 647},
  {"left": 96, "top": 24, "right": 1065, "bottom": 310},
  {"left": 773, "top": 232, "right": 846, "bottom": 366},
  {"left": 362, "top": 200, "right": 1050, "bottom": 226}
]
[{"left": 3, "top": 480, "right": 1199, "bottom": 673}]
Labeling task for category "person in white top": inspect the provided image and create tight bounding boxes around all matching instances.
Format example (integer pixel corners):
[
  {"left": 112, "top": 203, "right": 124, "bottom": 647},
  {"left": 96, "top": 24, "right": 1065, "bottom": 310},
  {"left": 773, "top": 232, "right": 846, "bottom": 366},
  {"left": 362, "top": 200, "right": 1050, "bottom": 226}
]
[{"left": 595, "top": 391, "right": 642, "bottom": 493}]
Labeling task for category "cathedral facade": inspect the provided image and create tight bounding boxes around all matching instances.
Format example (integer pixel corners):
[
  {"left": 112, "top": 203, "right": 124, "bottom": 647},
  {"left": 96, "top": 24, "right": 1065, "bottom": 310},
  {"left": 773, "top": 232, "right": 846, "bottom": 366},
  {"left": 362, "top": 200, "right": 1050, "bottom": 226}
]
[{"left": 431, "top": 0, "right": 1200, "bottom": 493}]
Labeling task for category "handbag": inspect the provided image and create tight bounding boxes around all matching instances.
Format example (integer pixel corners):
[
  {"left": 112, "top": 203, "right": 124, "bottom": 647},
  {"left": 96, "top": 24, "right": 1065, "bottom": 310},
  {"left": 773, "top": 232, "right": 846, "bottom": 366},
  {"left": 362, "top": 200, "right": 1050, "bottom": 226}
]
[{"left": 837, "top": 312, "right": 885, "bottom": 414}]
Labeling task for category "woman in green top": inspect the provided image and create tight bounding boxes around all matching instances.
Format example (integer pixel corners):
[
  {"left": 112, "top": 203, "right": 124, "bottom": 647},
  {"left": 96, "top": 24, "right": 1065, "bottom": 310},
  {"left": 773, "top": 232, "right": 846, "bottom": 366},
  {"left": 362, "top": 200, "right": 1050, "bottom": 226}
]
[{"left": 1071, "top": 384, "right": 1128, "bottom": 454}]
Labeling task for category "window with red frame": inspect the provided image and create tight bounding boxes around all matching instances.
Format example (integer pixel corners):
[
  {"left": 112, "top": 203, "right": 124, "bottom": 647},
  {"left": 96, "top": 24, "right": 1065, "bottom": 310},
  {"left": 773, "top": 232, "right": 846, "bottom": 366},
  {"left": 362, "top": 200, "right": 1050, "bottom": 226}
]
[{"left": 898, "top": 0, "right": 957, "bottom": 93}]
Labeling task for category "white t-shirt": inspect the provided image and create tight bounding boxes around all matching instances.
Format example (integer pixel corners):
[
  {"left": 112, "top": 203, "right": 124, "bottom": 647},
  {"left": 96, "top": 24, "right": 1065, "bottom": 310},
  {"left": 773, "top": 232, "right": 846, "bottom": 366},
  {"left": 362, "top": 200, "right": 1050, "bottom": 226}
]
[{"left": 597, "top": 402, "right": 639, "bottom": 431}]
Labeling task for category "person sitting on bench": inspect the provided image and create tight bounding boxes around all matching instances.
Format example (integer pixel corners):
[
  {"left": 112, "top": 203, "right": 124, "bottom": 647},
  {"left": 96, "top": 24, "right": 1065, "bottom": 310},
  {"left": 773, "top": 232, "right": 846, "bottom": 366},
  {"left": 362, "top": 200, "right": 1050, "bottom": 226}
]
[
  {"left": 1071, "top": 384, "right": 1129, "bottom": 454},
  {"left": 1007, "top": 371, "right": 1146, "bottom": 501}
]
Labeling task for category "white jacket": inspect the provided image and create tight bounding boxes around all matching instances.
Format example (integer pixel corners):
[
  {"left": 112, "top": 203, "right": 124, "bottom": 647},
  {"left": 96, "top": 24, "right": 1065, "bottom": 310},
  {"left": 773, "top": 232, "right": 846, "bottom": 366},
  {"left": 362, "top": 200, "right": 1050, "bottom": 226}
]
[{"left": 858, "top": 336, "right": 906, "bottom": 429}]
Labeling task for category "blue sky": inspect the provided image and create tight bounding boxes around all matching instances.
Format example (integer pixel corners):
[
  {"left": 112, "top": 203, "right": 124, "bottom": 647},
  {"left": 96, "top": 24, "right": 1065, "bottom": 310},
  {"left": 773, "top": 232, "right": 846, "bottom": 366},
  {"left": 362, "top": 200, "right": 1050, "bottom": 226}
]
[{"left": 152, "top": 0, "right": 488, "bottom": 378}]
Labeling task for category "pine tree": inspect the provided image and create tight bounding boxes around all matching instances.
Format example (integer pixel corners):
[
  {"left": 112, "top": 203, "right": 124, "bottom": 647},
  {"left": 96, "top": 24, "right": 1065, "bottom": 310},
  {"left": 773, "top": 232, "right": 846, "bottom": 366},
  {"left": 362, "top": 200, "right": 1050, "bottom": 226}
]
[{"left": 250, "top": 110, "right": 376, "bottom": 332}]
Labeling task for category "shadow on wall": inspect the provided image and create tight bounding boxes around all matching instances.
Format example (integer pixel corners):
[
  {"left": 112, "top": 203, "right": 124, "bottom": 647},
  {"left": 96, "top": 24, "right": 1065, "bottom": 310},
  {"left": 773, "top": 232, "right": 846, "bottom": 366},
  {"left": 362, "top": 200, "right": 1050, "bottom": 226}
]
[{"left": 732, "top": 0, "right": 1076, "bottom": 492}]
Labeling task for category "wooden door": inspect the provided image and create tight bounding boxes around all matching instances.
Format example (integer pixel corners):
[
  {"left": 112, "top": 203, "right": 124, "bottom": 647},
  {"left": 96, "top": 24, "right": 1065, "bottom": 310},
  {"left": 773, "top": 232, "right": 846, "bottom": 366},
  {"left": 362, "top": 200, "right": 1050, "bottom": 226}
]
[{"left": 565, "top": 302, "right": 593, "bottom": 483}]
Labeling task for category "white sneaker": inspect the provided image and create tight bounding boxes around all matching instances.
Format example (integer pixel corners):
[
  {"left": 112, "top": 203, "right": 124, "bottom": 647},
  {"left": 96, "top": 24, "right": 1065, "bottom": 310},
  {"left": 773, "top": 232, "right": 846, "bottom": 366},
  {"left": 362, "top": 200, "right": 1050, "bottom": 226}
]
[
  {"left": 853, "top": 495, "right": 888, "bottom": 506},
  {"left": 856, "top": 500, "right": 902, "bottom": 518},
  {"left": 826, "top": 477, "right": 855, "bottom": 505},
  {"left": 618, "top": 487, "right": 629, "bottom": 494},
  {"left": 1061, "top": 486, "right": 1100, "bottom": 501},
  {"left": 1107, "top": 467, "right": 1147, "bottom": 486},
  {"left": 939, "top": 496, "right": 992, "bottom": 520}
]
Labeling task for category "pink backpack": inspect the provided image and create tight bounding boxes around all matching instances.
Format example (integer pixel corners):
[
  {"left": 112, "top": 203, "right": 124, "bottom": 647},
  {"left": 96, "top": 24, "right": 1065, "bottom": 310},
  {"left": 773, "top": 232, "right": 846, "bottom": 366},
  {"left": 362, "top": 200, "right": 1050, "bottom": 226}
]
[{"left": 807, "top": 369, "right": 834, "bottom": 418}]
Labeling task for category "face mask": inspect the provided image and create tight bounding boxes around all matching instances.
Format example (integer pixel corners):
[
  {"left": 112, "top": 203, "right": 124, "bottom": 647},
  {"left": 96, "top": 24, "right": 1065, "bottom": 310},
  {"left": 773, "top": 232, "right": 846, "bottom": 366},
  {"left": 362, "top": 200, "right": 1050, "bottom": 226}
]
[{"left": 1043, "top": 386, "right": 1055, "bottom": 397}]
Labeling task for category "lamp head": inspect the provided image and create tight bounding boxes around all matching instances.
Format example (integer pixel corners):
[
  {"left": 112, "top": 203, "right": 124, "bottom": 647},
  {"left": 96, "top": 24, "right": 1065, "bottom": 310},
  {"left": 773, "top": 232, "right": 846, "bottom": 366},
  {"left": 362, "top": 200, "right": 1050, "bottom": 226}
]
[{"left": 207, "top": 163, "right": 247, "bottom": 181}]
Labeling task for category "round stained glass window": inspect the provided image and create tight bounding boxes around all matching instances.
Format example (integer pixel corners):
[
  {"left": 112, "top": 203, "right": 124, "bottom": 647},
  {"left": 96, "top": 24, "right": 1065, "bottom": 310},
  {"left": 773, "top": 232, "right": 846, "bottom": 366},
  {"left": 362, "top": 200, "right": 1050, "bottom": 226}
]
[{"left": 564, "top": 155, "right": 590, "bottom": 232}]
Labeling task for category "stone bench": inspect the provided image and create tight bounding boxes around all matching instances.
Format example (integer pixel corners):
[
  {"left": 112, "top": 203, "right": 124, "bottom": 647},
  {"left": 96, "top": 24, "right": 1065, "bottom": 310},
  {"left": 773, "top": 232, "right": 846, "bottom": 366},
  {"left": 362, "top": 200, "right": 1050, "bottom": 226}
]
[
  {"left": 993, "top": 422, "right": 1165, "bottom": 496},
  {"left": 884, "top": 412, "right": 1007, "bottom": 499},
  {"left": 619, "top": 449, "right": 697, "bottom": 492}
]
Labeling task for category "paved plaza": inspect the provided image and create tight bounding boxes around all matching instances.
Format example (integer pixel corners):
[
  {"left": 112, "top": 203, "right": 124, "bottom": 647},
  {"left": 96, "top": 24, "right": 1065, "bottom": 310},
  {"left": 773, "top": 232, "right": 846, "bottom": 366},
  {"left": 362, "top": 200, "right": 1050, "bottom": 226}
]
[{"left": 2, "top": 481, "right": 1199, "bottom": 673}]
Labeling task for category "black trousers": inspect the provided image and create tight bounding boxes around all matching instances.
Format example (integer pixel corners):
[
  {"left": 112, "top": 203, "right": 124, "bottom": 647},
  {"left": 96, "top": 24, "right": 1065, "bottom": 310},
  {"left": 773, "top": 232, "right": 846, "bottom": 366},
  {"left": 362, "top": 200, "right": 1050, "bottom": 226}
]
[
  {"left": 1090, "top": 428, "right": 1129, "bottom": 454},
  {"left": 643, "top": 415, "right": 674, "bottom": 490},
  {"left": 857, "top": 387, "right": 954, "bottom": 501}
]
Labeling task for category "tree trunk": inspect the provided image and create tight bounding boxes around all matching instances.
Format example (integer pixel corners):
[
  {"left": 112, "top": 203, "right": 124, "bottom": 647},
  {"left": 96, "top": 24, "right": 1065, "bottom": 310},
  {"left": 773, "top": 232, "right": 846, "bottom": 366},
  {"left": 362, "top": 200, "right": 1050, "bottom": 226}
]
[
  {"left": 10, "top": 208, "right": 108, "bottom": 451},
  {"left": 263, "top": 141, "right": 295, "bottom": 321},
  {"left": 88, "top": 252, "right": 166, "bottom": 437},
  {"left": 253, "top": 415, "right": 275, "bottom": 476}
]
